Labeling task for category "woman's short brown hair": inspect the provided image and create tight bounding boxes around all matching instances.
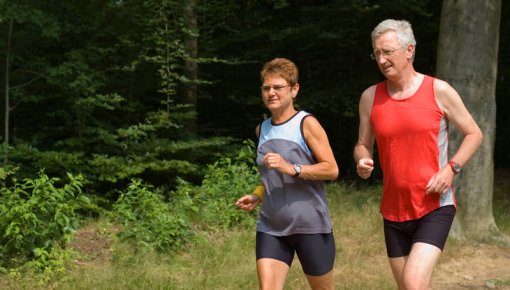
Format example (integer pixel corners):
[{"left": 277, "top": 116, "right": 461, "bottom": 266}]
[{"left": 260, "top": 58, "right": 299, "bottom": 85}]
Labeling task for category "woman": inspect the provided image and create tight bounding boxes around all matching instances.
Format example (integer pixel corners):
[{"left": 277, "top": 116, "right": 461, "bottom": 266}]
[{"left": 236, "top": 58, "right": 339, "bottom": 290}]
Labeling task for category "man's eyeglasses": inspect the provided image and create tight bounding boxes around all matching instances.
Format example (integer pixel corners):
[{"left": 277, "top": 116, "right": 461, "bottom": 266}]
[
  {"left": 261, "top": 85, "right": 291, "bottom": 93},
  {"left": 370, "top": 47, "right": 403, "bottom": 60}
]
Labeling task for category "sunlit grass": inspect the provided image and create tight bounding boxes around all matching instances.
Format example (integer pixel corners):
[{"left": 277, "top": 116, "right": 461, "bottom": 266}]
[{"left": 0, "top": 177, "right": 508, "bottom": 290}]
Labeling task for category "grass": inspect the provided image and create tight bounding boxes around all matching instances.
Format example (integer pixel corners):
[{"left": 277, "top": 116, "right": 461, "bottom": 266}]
[
  {"left": 1, "top": 174, "right": 509, "bottom": 290},
  {"left": 494, "top": 169, "right": 510, "bottom": 233}
]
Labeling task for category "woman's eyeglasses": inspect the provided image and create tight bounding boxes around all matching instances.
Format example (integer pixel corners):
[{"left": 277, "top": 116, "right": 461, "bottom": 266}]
[{"left": 260, "top": 85, "right": 291, "bottom": 92}]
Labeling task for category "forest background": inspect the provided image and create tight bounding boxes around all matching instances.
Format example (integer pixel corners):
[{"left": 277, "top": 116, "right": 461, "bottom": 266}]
[
  {"left": 2, "top": 0, "right": 510, "bottom": 187},
  {"left": 0, "top": 0, "right": 509, "bottom": 286}
]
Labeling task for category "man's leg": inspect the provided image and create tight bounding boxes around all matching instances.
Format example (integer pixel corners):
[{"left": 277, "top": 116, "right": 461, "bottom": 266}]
[
  {"left": 388, "top": 256, "right": 407, "bottom": 290},
  {"left": 402, "top": 242, "right": 442, "bottom": 290},
  {"left": 388, "top": 243, "right": 441, "bottom": 290},
  {"left": 402, "top": 205, "right": 455, "bottom": 289},
  {"left": 385, "top": 218, "right": 412, "bottom": 290}
]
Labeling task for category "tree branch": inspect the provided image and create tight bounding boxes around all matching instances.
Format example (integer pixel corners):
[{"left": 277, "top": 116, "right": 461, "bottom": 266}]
[{"left": 10, "top": 70, "right": 48, "bottom": 90}]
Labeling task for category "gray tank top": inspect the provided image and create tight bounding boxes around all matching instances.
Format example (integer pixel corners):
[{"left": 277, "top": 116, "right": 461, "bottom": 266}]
[{"left": 256, "top": 111, "right": 332, "bottom": 236}]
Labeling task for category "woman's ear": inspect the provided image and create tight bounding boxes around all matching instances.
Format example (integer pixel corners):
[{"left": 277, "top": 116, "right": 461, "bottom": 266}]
[{"left": 292, "top": 83, "right": 300, "bottom": 97}]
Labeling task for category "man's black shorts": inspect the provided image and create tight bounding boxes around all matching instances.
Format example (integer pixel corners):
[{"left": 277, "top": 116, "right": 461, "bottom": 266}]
[{"left": 383, "top": 205, "right": 456, "bottom": 258}]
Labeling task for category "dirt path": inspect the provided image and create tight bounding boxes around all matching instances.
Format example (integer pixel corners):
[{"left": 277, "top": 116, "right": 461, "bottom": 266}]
[{"left": 433, "top": 243, "right": 510, "bottom": 289}]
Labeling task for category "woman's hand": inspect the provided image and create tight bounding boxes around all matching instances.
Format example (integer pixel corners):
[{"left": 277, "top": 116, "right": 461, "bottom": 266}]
[
  {"left": 236, "top": 194, "right": 261, "bottom": 211},
  {"left": 263, "top": 152, "right": 294, "bottom": 175}
]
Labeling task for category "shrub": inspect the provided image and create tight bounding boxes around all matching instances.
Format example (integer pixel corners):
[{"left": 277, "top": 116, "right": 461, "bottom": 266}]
[
  {"left": 0, "top": 171, "right": 88, "bottom": 271},
  {"left": 112, "top": 140, "right": 260, "bottom": 251},
  {"left": 175, "top": 140, "right": 260, "bottom": 230},
  {"left": 113, "top": 179, "right": 192, "bottom": 252}
]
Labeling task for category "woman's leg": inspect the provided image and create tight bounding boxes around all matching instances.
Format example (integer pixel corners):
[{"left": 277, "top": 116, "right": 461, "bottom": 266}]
[
  {"left": 295, "top": 233, "right": 335, "bottom": 290},
  {"left": 257, "top": 258, "right": 290, "bottom": 290},
  {"left": 305, "top": 270, "right": 333, "bottom": 290},
  {"left": 256, "top": 232, "right": 294, "bottom": 290}
]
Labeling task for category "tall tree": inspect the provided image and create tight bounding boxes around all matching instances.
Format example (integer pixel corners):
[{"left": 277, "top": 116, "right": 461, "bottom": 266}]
[
  {"left": 436, "top": 0, "right": 508, "bottom": 243},
  {"left": 3, "top": 18, "right": 12, "bottom": 150},
  {"left": 183, "top": 0, "right": 198, "bottom": 133},
  {"left": 0, "top": 2, "right": 59, "bottom": 154}
]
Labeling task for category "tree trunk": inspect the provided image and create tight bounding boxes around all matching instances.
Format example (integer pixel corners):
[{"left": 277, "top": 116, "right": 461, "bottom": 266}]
[
  {"left": 3, "top": 19, "right": 13, "bottom": 163},
  {"left": 436, "top": 0, "right": 508, "bottom": 244},
  {"left": 183, "top": 0, "right": 198, "bottom": 133}
]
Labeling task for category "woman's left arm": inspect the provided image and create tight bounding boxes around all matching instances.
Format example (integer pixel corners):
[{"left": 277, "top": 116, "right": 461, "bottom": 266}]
[{"left": 300, "top": 116, "right": 339, "bottom": 180}]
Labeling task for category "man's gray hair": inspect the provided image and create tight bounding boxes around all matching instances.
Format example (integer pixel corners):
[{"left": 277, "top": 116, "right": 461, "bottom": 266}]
[{"left": 371, "top": 19, "right": 417, "bottom": 49}]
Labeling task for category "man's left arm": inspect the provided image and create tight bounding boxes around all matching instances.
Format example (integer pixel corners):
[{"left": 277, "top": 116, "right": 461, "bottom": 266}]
[{"left": 426, "top": 79, "right": 483, "bottom": 194}]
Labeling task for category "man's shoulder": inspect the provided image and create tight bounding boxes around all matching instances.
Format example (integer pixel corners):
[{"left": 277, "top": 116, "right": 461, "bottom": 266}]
[
  {"left": 361, "top": 84, "right": 377, "bottom": 99},
  {"left": 431, "top": 78, "right": 453, "bottom": 95}
]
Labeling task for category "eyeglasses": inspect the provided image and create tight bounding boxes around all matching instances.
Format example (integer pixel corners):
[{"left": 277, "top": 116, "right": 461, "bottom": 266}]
[
  {"left": 260, "top": 84, "right": 291, "bottom": 93},
  {"left": 370, "top": 47, "right": 403, "bottom": 60}
]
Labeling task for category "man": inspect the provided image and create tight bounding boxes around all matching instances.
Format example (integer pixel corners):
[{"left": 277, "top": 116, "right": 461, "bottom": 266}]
[{"left": 354, "top": 19, "right": 483, "bottom": 290}]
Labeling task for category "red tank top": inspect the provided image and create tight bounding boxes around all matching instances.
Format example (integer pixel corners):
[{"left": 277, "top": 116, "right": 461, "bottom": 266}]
[{"left": 371, "top": 75, "right": 455, "bottom": 221}]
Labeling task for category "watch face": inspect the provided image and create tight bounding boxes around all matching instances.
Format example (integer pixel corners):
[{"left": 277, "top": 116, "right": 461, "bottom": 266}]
[
  {"left": 449, "top": 161, "right": 461, "bottom": 173},
  {"left": 294, "top": 164, "right": 302, "bottom": 173}
]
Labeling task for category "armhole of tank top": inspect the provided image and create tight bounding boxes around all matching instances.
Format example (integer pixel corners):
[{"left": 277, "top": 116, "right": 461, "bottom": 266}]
[
  {"left": 429, "top": 77, "right": 445, "bottom": 117},
  {"left": 370, "top": 83, "right": 382, "bottom": 119},
  {"left": 256, "top": 121, "right": 264, "bottom": 146},
  {"left": 301, "top": 114, "right": 317, "bottom": 161}
]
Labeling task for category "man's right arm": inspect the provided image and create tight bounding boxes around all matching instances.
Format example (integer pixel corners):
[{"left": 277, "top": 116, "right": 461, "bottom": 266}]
[{"left": 354, "top": 86, "right": 376, "bottom": 179}]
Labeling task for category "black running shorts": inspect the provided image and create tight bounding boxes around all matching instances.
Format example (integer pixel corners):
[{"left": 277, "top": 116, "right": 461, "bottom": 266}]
[
  {"left": 256, "top": 231, "right": 335, "bottom": 276},
  {"left": 383, "top": 205, "right": 456, "bottom": 258}
]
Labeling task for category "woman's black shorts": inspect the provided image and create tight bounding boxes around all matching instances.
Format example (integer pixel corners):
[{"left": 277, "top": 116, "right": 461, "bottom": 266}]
[{"left": 256, "top": 231, "right": 335, "bottom": 276}]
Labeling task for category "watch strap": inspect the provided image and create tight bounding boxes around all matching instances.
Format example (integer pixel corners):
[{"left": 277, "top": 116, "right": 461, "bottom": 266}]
[
  {"left": 293, "top": 164, "right": 302, "bottom": 177},
  {"left": 448, "top": 161, "right": 461, "bottom": 174}
]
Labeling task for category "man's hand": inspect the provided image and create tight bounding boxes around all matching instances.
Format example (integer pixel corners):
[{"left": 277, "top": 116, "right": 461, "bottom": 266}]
[
  {"left": 426, "top": 166, "right": 455, "bottom": 194},
  {"left": 357, "top": 158, "right": 374, "bottom": 179}
]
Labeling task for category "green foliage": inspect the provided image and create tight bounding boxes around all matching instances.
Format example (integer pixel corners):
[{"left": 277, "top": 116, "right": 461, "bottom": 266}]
[
  {"left": 0, "top": 171, "right": 88, "bottom": 272},
  {"left": 0, "top": 0, "right": 229, "bottom": 195},
  {"left": 174, "top": 140, "right": 260, "bottom": 230},
  {"left": 113, "top": 179, "right": 192, "bottom": 252},
  {"left": 134, "top": 0, "right": 185, "bottom": 100},
  {"left": 109, "top": 139, "right": 259, "bottom": 256},
  {"left": 0, "top": 0, "right": 506, "bottom": 190},
  {"left": 7, "top": 132, "right": 233, "bottom": 193}
]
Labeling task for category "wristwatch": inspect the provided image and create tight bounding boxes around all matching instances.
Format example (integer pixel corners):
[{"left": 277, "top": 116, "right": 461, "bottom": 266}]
[
  {"left": 293, "top": 164, "right": 302, "bottom": 177},
  {"left": 448, "top": 161, "right": 461, "bottom": 175}
]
